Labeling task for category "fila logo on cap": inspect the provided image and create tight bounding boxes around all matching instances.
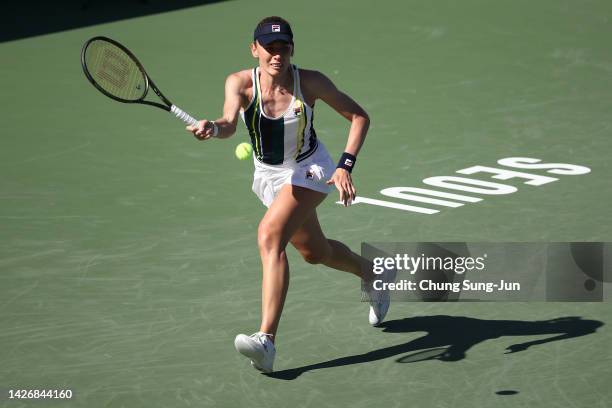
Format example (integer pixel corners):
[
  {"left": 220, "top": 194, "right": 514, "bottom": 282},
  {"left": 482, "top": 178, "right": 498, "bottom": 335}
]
[{"left": 272, "top": 24, "right": 281, "bottom": 32}]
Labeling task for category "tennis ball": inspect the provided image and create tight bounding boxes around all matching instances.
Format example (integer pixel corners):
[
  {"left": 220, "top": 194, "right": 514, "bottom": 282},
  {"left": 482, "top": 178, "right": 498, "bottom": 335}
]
[{"left": 235, "top": 142, "right": 253, "bottom": 160}]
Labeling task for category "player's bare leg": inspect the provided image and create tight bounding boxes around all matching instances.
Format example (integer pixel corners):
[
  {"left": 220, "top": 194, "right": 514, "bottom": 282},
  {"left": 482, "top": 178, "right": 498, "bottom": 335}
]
[
  {"left": 289, "top": 210, "right": 374, "bottom": 281},
  {"left": 235, "top": 184, "right": 326, "bottom": 372},
  {"left": 256, "top": 184, "right": 327, "bottom": 340},
  {"left": 290, "top": 211, "right": 393, "bottom": 325}
]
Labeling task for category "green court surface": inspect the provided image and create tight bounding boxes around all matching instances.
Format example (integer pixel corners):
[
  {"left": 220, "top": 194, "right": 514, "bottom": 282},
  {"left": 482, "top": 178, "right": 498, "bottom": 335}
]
[{"left": 1, "top": 0, "right": 611, "bottom": 407}]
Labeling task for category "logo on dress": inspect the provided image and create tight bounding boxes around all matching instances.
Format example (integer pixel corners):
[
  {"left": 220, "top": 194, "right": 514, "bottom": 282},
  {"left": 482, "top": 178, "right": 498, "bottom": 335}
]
[
  {"left": 272, "top": 24, "right": 281, "bottom": 32},
  {"left": 293, "top": 105, "right": 302, "bottom": 116}
]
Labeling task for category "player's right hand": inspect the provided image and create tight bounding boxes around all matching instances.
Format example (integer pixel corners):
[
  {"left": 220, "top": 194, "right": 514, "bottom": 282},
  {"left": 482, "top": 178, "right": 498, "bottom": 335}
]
[{"left": 187, "top": 120, "right": 215, "bottom": 141}]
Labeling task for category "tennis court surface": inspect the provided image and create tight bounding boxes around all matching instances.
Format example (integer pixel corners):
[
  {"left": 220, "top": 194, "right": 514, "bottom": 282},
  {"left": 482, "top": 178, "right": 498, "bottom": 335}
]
[{"left": 1, "top": 0, "right": 611, "bottom": 407}]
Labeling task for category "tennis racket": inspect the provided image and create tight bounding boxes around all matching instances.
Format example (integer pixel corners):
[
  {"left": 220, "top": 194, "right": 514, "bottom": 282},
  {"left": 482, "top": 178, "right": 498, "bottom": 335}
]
[{"left": 81, "top": 36, "right": 200, "bottom": 127}]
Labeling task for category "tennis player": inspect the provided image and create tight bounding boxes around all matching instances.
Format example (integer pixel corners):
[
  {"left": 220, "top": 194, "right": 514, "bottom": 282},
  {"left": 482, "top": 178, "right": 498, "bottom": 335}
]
[{"left": 187, "top": 16, "right": 393, "bottom": 373}]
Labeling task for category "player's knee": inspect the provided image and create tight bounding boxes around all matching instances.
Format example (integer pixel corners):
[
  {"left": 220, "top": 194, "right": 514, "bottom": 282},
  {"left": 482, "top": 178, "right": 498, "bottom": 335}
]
[{"left": 257, "top": 220, "right": 282, "bottom": 254}]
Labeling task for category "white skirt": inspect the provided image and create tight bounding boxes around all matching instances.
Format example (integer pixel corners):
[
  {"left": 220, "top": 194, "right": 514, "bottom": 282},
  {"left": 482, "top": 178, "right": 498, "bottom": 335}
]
[{"left": 252, "top": 142, "right": 335, "bottom": 207}]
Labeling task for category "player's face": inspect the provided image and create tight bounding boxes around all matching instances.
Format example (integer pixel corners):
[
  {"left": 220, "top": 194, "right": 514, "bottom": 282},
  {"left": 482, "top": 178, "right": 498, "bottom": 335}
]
[{"left": 252, "top": 40, "right": 293, "bottom": 75}]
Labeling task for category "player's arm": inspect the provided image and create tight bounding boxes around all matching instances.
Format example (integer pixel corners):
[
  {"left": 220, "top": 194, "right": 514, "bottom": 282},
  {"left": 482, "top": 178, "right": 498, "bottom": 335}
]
[
  {"left": 308, "top": 70, "right": 370, "bottom": 156},
  {"left": 306, "top": 70, "right": 370, "bottom": 206},
  {"left": 187, "top": 73, "right": 244, "bottom": 140}
]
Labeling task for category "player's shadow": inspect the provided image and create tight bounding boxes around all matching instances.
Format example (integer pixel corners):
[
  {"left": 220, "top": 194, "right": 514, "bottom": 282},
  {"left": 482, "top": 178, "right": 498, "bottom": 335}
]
[{"left": 266, "top": 315, "right": 603, "bottom": 380}]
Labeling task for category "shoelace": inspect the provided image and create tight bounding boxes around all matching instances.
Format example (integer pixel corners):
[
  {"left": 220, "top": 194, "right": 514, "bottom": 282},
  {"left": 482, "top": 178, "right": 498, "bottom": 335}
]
[
  {"left": 251, "top": 332, "right": 274, "bottom": 342},
  {"left": 250, "top": 332, "right": 274, "bottom": 352}
]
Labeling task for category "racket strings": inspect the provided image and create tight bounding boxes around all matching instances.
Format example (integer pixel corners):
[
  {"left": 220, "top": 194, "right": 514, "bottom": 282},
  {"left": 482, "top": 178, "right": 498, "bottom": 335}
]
[{"left": 84, "top": 40, "right": 146, "bottom": 101}]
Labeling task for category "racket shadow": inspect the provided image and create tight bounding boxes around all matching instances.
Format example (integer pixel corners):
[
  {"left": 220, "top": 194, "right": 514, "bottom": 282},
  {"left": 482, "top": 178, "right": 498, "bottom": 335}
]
[{"left": 265, "top": 315, "right": 603, "bottom": 380}]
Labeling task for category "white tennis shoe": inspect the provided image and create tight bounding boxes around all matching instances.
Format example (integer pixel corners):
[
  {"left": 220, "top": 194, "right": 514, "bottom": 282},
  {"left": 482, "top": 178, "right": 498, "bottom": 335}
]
[
  {"left": 369, "top": 294, "right": 390, "bottom": 326},
  {"left": 366, "top": 266, "right": 397, "bottom": 326},
  {"left": 234, "top": 332, "right": 276, "bottom": 373}
]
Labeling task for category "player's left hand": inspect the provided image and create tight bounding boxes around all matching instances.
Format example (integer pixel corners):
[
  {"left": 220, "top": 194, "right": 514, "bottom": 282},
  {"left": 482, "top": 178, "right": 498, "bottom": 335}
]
[{"left": 326, "top": 168, "right": 356, "bottom": 207}]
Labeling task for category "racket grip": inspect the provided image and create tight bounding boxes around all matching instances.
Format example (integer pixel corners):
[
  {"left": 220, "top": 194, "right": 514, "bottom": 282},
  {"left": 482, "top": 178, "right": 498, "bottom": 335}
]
[{"left": 170, "top": 105, "right": 198, "bottom": 126}]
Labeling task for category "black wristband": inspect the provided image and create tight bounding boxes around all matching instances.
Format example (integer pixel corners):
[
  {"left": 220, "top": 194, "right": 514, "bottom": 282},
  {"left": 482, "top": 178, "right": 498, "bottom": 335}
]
[{"left": 337, "top": 152, "right": 357, "bottom": 173}]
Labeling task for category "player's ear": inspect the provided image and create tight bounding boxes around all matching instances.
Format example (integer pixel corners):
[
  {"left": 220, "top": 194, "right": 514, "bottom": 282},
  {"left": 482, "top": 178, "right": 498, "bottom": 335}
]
[{"left": 250, "top": 41, "right": 259, "bottom": 58}]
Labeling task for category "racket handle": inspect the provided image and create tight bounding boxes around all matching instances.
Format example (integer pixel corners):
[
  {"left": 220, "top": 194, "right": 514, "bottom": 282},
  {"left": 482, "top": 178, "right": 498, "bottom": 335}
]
[{"left": 170, "top": 105, "right": 198, "bottom": 126}]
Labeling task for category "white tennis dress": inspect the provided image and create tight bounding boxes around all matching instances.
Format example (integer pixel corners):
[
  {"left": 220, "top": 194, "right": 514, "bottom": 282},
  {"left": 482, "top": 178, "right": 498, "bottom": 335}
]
[{"left": 240, "top": 65, "right": 335, "bottom": 207}]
